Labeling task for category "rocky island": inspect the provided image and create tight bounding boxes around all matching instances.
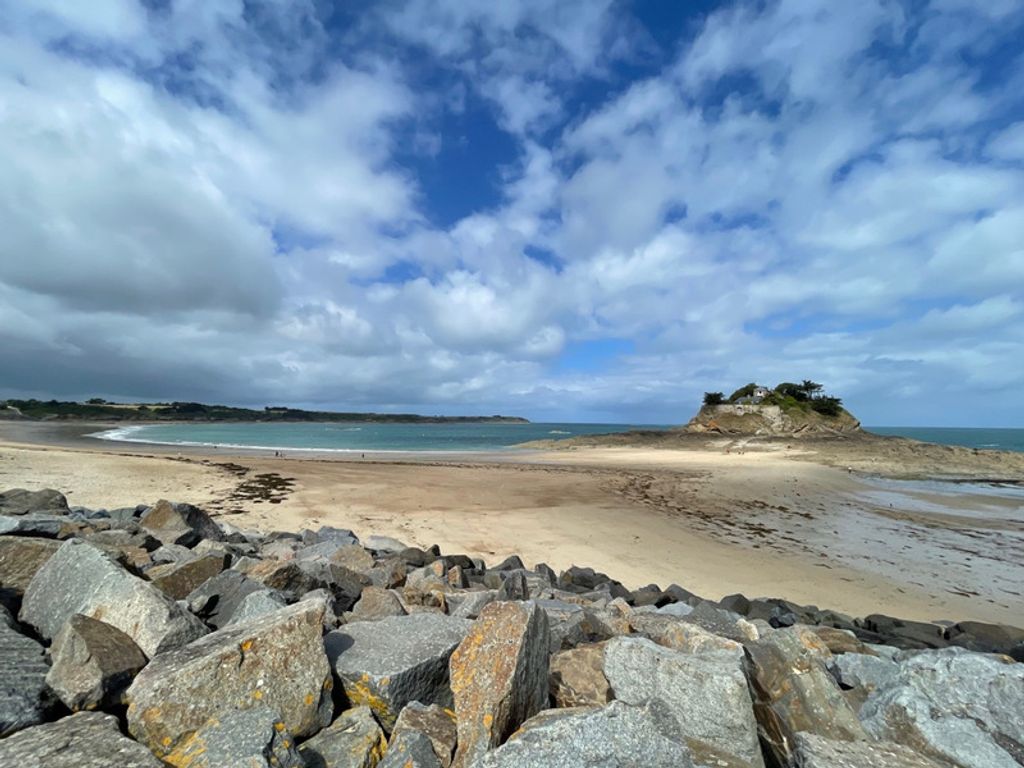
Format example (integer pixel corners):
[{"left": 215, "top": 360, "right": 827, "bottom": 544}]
[{"left": 1, "top": 487, "right": 1022, "bottom": 767}]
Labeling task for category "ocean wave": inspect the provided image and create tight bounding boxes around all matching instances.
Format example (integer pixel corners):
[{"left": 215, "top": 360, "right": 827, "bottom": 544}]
[
  {"left": 87, "top": 428, "right": 508, "bottom": 455},
  {"left": 548, "top": 429, "right": 571, "bottom": 434}
]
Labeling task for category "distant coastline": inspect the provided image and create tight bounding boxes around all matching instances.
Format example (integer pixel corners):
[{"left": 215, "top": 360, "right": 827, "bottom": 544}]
[{"left": 0, "top": 399, "right": 529, "bottom": 425}]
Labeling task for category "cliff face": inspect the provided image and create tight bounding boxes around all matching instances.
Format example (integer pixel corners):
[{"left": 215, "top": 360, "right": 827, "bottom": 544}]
[{"left": 683, "top": 403, "right": 861, "bottom": 437}]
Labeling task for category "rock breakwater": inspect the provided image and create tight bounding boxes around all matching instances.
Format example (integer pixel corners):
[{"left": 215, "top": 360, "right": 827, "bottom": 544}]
[{"left": 0, "top": 486, "right": 1022, "bottom": 767}]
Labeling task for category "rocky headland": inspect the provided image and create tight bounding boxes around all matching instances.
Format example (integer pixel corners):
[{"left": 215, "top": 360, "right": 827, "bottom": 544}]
[{"left": 1, "top": 487, "right": 1022, "bottom": 767}]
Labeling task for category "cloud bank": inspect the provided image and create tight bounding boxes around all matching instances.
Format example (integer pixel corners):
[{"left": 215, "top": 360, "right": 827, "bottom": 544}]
[{"left": 1, "top": 0, "right": 1022, "bottom": 425}]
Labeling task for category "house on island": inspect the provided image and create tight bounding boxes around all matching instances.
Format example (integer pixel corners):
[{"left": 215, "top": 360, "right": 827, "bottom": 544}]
[{"left": 735, "top": 386, "right": 770, "bottom": 404}]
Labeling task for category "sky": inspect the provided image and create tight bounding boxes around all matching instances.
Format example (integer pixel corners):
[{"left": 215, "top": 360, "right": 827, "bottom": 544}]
[{"left": 1, "top": 0, "right": 1023, "bottom": 426}]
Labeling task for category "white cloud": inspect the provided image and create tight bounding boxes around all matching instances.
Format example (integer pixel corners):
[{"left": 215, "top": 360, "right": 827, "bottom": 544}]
[{"left": 1, "top": 0, "right": 1023, "bottom": 425}]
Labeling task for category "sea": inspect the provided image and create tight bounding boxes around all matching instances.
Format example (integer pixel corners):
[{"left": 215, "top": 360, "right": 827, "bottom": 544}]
[
  {"left": 91, "top": 421, "right": 671, "bottom": 453},
  {"left": 866, "top": 427, "right": 1024, "bottom": 453},
  {"left": 89, "top": 422, "right": 1024, "bottom": 454}
]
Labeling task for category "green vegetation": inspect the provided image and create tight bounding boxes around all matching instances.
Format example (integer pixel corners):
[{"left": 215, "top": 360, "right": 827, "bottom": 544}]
[
  {"left": 727, "top": 383, "right": 759, "bottom": 402},
  {"left": 708, "top": 380, "right": 846, "bottom": 417},
  {"left": 0, "top": 399, "right": 529, "bottom": 424},
  {"left": 703, "top": 392, "right": 725, "bottom": 406}
]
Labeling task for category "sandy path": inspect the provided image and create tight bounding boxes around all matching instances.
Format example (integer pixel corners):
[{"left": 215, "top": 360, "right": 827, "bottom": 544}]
[{"left": 1, "top": 423, "right": 1021, "bottom": 625}]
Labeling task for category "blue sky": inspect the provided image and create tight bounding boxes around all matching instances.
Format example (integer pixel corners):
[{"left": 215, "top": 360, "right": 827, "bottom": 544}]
[{"left": 1, "top": 0, "right": 1023, "bottom": 426}]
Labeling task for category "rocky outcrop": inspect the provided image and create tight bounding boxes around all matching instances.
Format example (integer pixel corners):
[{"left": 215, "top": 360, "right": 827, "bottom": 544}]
[{"left": 684, "top": 403, "right": 861, "bottom": 436}]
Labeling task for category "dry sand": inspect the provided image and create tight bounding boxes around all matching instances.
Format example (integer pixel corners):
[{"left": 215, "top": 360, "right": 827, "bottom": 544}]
[{"left": 1, "top": 420, "right": 1021, "bottom": 626}]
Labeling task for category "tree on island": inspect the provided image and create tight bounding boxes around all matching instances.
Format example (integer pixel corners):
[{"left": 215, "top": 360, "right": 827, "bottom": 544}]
[
  {"left": 703, "top": 392, "right": 725, "bottom": 406},
  {"left": 800, "top": 380, "right": 824, "bottom": 399}
]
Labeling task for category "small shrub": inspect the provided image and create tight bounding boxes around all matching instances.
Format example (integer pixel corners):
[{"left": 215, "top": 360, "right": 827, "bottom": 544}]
[{"left": 703, "top": 392, "right": 725, "bottom": 406}]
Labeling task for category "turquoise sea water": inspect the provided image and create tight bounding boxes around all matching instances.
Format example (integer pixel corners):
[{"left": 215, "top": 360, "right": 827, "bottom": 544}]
[
  {"left": 867, "top": 427, "right": 1024, "bottom": 453},
  {"left": 92, "top": 421, "right": 671, "bottom": 453}
]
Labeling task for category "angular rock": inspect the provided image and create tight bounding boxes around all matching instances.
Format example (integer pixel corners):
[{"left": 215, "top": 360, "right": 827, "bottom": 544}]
[
  {"left": 186, "top": 568, "right": 267, "bottom": 628},
  {"left": 363, "top": 535, "right": 408, "bottom": 554},
  {"left": 0, "top": 488, "right": 70, "bottom": 516},
  {"left": 127, "top": 599, "right": 333, "bottom": 758},
  {"left": 945, "top": 620, "right": 1024, "bottom": 660},
  {"left": 0, "top": 535, "right": 61, "bottom": 609},
  {"left": 325, "top": 613, "right": 471, "bottom": 731},
  {"left": 0, "top": 711, "right": 162, "bottom": 767},
  {"left": 549, "top": 642, "right": 611, "bottom": 708},
  {"left": 475, "top": 702, "right": 694, "bottom": 768},
  {"left": 164, "top": 705, "right": 305, "bottom": 768},
  {"left": 744, "top": 626, "right": 866, "bottom": 767},
  {"left": 604, "top": 635, "right": 763, "bottom": 767},
  {"left": 380, "top": 729, "right": 442, "bottom": 768},
  {"left": 811, "top": 625, "right": 878, "bottom": 656},
  {"left": 393, "top": 702, "right": 457, "bottom": 767},
  {"left": 681, "top": 600, "right": 759, "bottom": 642},
  {"left": 225, "top": 588, "right": 288, "bottom": 626},
  {"left": 0, "top": 513, "right": 82, "bottom": 538},
  {"left": 795, "top": 732, "right": 949, "bottom": 767},
  {"left": 449, "top": 600, "right": 549, "bottom": 768},
  {"left": 330, "top": 544, "right": 376, "bottom": 573},
  {"left": 628, "top": 611, "right": 743, "bottom": 656},
  {"left": 146, "top": 552, "right": 229, "bottom": 599},
  {"left": 538, "top": 598, "right": 621, "bottom": 653},
  {"left": 298, "top": 705, "right": 387, "bottom": 768},
  {"left": 859, "top": 647, "right": 1024, "bottom": 768},
  {"left": 308, "top": 526, "right": 359, "bottom": 547},
  {"left": 1, "top": 607, "right": 53, "bottom": 736},
  {"left": 349, "top": 585, "right": 407, "bottom": 621},
  {"left": 20, "top": 539, "right": 207, "bottom": 657},
  {"left": 831, "top": 651, "right": 900, "bottom": 693},
  {"left": 860, "top": 613, "right": 946, "bottom": 650},
  {"left": 446, "top": 589, "right": 498, "bottom": 620},
  {"left": 139, "top": 499, "right": 224, "bottom": 547},
  {"left": 46, "top": 614, "right": 148, "bottom": 711}
]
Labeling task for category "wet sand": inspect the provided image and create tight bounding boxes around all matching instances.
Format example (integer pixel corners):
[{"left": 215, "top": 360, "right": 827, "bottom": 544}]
[{"left": 1, "top": 420, "right": 1021, "bottom": 626}]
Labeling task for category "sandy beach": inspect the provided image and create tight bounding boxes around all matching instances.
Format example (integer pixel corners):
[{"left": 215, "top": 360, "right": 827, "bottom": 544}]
[{"left": 1, "top": 419, "right": 1022, "bottom": 626}]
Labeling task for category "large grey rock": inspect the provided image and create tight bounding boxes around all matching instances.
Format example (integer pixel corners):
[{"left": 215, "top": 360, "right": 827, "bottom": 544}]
[
  {"left": 363, "top": 535, "right": 409, "bottom": 554},
  {"left": 225, "top": 588, "right": 288, "bottom": 625},
  {"left": 859, "top": 647, "right": 1024, "bottom": 768},
  {"left": 0, "top": 488, "right": 70, "bottom": 516},
  {"left": 0, "top": 535, "right": 61, "bottom": 609},
  {"left": 0, "top": 711, "right": 162, "bottom": 767},
  {"left": 682, "top": 600, "right": 759, "bottom": 642},
  {"left": 538, "top": 598, "right": 621, "bottom": 653},
  {"left": 745, "top": 626, "right": 867, "bottom": 767},
  {"left": 795, "top": 732, "right": 949, "bottom": 767},
  {"left": 298, "top": 705, "right": 387, "bottom": 768},
  {"left": 20, "top": 539, "right": 207, "bottom": 657},
  {"left": 392, "top": 702, "right": 458, "bottom": 767},
  {"left": 349, "top": 585, "right": 407, "bottom": 621},
  {"left": 449, "top": 601, "right": 550, "bottom": 768},
  {"left": 603, "top": 635, "right": 763, "bottom": 767},
  {"left": 139, "top": 499, "right": 224, "bottom": 547},
  {"left": 127, "top": 599, "right": 333, "bottom": 758},
  {"left": 1, "top": 607, "right": 53, "bottom": 736},
  {"left": 380, "top": 729, "right": 442, "bottom": 768},
  {"left": 628, "top": 611, "right": 743, "bottom": 656},
  {"left": 250, "top": 557, "right": 366, "bottom": 608},
  {"left": 325, "top": 613, "right": 471, "bottom": 731},
  {"left": 163, "top": 705, "right": 305, "bottom": 767},
  {"left": 446, "top": 589, "right": 499, "bottom": 620},
  {"left": 0, "top": 513, "right": 81, "bottom": 538},
  {"left": 475, "top": 701, "right": 694, "bottom": 768},
  {"left": 46, "top": 613, "right": 148, "bottom": 711},
  {"left": 832, "top": 651, "right": 900, "bottom": 692},
  {"left": 146, "top": 552, "right": 228, "bottom": 599},
  {"left": 186, "top": 568, "right": 267, "bottom": 628}
]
